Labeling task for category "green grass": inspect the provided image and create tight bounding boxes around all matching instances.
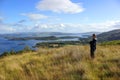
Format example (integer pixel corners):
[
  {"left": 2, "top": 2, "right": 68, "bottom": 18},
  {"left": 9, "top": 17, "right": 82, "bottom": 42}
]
[
  {"left": 0, "top": 45, "right": 120, "bottom": 80},
  {"left": 101, "top": 40, "right": 120, "bottom": 45}
]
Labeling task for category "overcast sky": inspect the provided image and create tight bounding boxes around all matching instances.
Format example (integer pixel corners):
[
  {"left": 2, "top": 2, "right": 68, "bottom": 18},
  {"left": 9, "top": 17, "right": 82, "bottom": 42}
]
[{"left": 0, "top": 0, "right": 120, "bottom": 33}]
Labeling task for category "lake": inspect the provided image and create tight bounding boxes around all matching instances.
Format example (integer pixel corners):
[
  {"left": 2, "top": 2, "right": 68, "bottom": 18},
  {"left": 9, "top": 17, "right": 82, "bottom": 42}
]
[{"left": 0, "top": 37, "right": 79, "bottom": 55}]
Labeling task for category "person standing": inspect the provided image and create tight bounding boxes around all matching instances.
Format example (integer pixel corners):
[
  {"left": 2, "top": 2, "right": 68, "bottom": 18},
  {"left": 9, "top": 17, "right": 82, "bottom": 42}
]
[{"left": 89, "top": 34, "right": 97, "bottom": 59}]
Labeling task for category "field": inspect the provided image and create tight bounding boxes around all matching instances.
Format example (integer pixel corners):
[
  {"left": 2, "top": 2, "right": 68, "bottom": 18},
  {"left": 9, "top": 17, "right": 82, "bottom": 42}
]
[{"left": 0, "top": 45, "right": 120, "bottom": 80}]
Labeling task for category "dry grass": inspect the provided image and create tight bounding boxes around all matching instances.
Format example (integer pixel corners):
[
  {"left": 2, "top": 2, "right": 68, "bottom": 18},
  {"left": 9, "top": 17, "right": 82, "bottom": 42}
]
[{"left": 0, "top": 45, "right": 120, "bottom": 80}]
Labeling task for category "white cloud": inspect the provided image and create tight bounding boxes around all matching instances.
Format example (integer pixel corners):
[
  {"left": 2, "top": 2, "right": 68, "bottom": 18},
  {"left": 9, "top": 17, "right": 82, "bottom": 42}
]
[
  {"left": 0, "top": 17, "right": 3, "bottom": 20},
  {"left": 0, "top": 19, "right": 120, "bottom": 33},
  {"left": 21, "top": 13, "right": 48, "bottom": 21},
  {"left": 0, "top": 16, "right": 4, "bottom": 23},
  {"left": 30, "top": 20, "right": 120, "bottom": 33},
  {"left": 36, "top": 0, "right": 84, "bottom": 14},
  {"left": 33, "top": 23, "right": 65, "bottom": 31},
  {"left": 0, "top": 16, "right": 16, "bottom": 33},
  {"left": 0, "top": 24, "right": 16, "bottom": 33}
]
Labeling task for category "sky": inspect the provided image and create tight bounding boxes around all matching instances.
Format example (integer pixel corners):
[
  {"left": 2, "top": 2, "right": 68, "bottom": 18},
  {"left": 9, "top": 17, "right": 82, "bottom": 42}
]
[{"left": 0, "top": 0, "right": 120, "bottom": 33}]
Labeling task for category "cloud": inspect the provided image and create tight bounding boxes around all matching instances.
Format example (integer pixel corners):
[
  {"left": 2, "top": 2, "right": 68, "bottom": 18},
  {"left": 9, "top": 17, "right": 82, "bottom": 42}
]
[
  {"left": 18, "top": 20, "right": 26, "bottom": 23},
  {"left": 0, "top": 19, "right": 27, "bottom": 33},
  {"left": 0, "top": 17, "right": 3, "bottom": 20},
  {"left": 30, "top": 20, "right": 120, "bottom": 33},
  {"left": 0, "top": 16, "right": 4, "bottom": 23},
  {"left": 13, "top": 20, "right": 27, "bottom": 27},
  {"left": 84, "top": 20, "right": 120, "bottom": 32},
  {"left": 21, "top": 13, "right": 48, "bottom": 21},
  {"left": 36, "top": 0, "right": 84, "bottom": 14},
  {"left": 0, "top": 19, "right": 120, "bottom": 33},
  {"left": 0, "top": 23, "right": 16, "bottom": 33},
  {"left": 0, "top": 17, "right": 16, "bottom": 33}
]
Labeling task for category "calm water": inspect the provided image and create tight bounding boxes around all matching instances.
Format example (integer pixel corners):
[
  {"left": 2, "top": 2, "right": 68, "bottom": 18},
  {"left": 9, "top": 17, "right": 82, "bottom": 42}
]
[{"left": 0, "top": 37, "right": 79, "bottom": 55}]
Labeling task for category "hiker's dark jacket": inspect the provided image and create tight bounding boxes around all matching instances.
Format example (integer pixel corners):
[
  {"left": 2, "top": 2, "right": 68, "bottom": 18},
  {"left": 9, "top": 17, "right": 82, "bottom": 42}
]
[{"left": 89, "top": 38, "right": 97, "bottom": 51}]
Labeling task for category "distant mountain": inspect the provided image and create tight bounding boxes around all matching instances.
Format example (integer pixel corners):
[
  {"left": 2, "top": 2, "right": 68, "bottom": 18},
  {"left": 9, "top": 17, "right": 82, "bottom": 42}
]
[
  {"left": 1, "top": 29, "right": 120, "bottom": 42},
  {"left": 78, "top": 29, "right": 120, "bottom": 43},
  {"left": 79, "top": 32, "right": 101, "bottom": 38},
  {"left": 0, "top": 32, "right": 100, "bottom": 39},
  {"left": 97, "top": 29, "right": 120, "bottom": 42},
  {"left": 0, "top": 32, "right": 74, "bottom": 38},
  {"left": 81, "top": 32, "right": 101, "bottom": 35}
]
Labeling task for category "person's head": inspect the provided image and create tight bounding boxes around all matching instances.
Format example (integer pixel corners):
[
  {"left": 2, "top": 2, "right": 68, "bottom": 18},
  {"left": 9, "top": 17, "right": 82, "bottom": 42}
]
[{"left": 92, "top": 34, "right": 96, "bottom": 39}]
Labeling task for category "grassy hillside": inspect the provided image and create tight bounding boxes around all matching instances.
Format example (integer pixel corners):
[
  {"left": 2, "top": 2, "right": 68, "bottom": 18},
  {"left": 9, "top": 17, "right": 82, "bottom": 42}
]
[
  {"left": 97, "top": 29, "right": 120, "bottom": 42},
  {"left": 101, "top": 40, "right": 120, "bottom": 45},
  {"left": 0, "top": 45, "right": 120, "bottom": 80}
]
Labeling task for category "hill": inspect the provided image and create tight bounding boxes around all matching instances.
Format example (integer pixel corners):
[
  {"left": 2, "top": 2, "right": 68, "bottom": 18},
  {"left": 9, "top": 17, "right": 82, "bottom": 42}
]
[
  {"left": 79, "top": 29, "right": 120, "bottom": 43},
  {"left": 101, "top": 40, "right": 120, "bottom": 45},
  {"left": 97, "top": 29, "right": 120, "bottom": 42},
  {"left": 0, "top": 45, "right": 119, "bottom": 80},
  {"left": 0, "top": 32, "right": 74, "bottom": 38},
  {"left": 0, "top": 32, "right": 100, "bottom": 41}
]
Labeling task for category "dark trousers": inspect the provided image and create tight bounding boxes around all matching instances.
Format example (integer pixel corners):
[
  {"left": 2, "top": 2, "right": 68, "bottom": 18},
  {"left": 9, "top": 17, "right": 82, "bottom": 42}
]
[{"left": 90, "top": 48, "right": 95, "bottom": 58}]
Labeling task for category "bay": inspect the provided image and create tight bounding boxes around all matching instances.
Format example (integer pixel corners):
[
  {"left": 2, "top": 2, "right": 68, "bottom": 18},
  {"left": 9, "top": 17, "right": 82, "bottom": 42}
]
[{"left": 0, "top": 37, "right": 79, "bottom": 55}]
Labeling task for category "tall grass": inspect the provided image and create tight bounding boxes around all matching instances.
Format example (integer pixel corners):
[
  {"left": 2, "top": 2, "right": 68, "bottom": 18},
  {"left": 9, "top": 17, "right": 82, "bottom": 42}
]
[{"left": 0, "top": 45, "right": 120, "bottom": 80}]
